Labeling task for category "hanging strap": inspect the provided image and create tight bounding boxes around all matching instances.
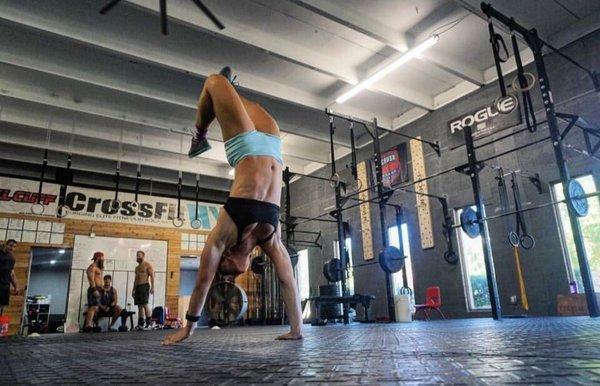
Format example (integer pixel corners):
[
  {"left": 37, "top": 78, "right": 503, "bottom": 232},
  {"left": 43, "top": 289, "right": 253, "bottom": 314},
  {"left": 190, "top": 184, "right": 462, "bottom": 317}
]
[
  {"left": 488, "top": 19, "right": 508, "bottom": 97},
  {"left": 509, "top": 30, "right": 537, "bottom": 132}
]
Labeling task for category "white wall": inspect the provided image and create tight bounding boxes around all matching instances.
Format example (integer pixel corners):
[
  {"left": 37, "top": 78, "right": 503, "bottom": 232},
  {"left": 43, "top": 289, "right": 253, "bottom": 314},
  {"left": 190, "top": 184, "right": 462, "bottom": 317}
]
[{"left": 28, "top": 267, "right": 70, "bottom": 315}]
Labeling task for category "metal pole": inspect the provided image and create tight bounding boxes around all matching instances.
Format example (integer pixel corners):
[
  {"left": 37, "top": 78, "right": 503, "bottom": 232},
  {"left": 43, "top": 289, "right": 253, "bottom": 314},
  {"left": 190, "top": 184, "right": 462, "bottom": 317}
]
[
  {"left": 283, "top": 167, "right": 292, "bottom": 247},
  {"left": 529, "top": 32, "right": 599, "bottom": 317},
  {"left": 371, "top": 118, "right": 395, "bottom": 322},
  {"left": 464, "top": 125, "right": 502, "bottom": 320},
  {"left": 329, "top": 117, "right": 349, "bottom": 324}
]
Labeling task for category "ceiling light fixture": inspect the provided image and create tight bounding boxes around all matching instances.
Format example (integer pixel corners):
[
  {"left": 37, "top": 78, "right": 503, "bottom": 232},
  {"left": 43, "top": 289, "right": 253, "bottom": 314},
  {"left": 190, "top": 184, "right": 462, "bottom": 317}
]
[
  {"left": 335, "top": 35, "right": 440, "bottom": 104},
  {"left": 58, "top": 249, "right": 65, "bottom": 254},
  {"left": 50, "top": 260, "right": 56, "bottom": 265}
]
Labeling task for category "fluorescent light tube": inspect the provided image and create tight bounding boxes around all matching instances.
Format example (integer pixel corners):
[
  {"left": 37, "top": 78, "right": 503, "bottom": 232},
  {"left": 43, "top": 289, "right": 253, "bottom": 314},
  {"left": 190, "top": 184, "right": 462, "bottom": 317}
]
[{"left": 336, "top": 35, "right": 439, "bottom": 104}]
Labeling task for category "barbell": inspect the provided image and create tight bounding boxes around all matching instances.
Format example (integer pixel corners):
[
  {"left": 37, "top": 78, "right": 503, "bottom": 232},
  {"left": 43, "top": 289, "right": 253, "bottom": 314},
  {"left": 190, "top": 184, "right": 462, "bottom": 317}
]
[
  {"left": 322, "top": 245, "right": 406, "bottom": 283},
  {"left": 459, "top": 183, "right": 598, "bottom": 238}
]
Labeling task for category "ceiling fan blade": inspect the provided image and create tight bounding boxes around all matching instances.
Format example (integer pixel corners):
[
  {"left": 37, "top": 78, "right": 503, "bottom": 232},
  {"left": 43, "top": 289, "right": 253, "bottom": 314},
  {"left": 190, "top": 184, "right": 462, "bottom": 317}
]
[
  {"left": 99, "top": 0, "right": 124, "bottom": 15},
  {"left": 190, "top": 0, "right": 225, "bottom": 30},
  {"left": 160, "top": 0, "right": 169, "bottom": 35}
]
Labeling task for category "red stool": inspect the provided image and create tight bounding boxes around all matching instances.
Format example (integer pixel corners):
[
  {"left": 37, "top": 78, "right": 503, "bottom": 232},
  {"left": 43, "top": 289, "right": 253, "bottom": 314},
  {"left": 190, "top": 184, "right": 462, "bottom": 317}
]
[{"left": 414, "top": 286, "right": 446, "bottom": 320}]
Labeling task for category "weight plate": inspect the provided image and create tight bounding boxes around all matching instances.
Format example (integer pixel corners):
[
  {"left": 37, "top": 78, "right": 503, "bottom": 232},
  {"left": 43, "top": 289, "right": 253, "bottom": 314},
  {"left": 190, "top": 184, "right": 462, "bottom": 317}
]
[
  {"left": 323, "top": 258, "right": 342, "bottom": 282},
  {"left": 567, "top": 179, "right": 588, "bottom": 217},
  {"left": 460, "top": 207, "right": 481, "bottom": 239},
  {"left": 378, "top": 246, "right": 405, "bottom": 274},
  {"left": 206, "top": 281, "right": 248, "bottom": 326}
]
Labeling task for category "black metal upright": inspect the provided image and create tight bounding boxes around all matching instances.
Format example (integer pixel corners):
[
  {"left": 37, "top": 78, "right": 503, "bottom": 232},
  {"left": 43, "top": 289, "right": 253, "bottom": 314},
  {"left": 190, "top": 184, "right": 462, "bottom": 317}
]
[
  {"left": 329, "top": 117, "right": 350, "bottom": 324},
  {"left": 283, "top": 167, "right": 293, "bottom": 247},
  {"left": 371, "top": 118, "right": 395, "bottom": 322},
  {"left": 481, "top": 2, "right": 599, "bottom": 317},
  {"left": 464, "top": 125, "right": 502, "bottom": 320},
  {"left": 531, "top": 35, "right": 599, "bottom": 316}
]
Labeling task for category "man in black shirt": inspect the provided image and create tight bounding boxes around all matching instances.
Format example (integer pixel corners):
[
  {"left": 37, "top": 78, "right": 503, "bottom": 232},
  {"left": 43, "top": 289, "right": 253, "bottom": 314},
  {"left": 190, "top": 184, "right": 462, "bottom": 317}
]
[{"left": 0, "top": 239, "right": 20, "bottom": 315}]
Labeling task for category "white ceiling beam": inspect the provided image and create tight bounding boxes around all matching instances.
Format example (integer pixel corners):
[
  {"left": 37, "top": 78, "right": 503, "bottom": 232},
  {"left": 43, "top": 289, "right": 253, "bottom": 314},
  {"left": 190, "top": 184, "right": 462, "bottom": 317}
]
[
  {"left": 0, "top": 93, "right": 324, "bottom": 174},
  {"left": 391, "top": 107, "right": 430, "bottom": 131},
  {"left": 433, "top": 81, "right": 480, "bottom": 109},
  {"left": 289, "top": 0, "right": 483, "bottom": 87},
  {"left": 286, "top": 0, "right": 409, "bottom": 51},
  {"left": 0, "top": 0, "right": 381, "bottom": 127},
  {"left": 418, "top": 52, "right": 485, "bottom": 86},
  {"left": 126, "top": 0, "right": 433, "bottom": 110},
  {"left": 286, "top": 0, "right": 486, "bottom": 108},
  {"left": 547, "top": 10, "right": 600, "bottom": 49}
]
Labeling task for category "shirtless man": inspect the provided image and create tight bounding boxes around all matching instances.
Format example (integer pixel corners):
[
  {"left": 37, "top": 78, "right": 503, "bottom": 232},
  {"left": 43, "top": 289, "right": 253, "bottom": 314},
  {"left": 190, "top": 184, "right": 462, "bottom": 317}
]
[
  {"left": 99, "top": 274, "right": 126, "bottom": 331},
  {"left": 163, "top": 67, "right": 302, "bottom": 345},
  {"left": 133, "top": 250, "right": 154, "bottom": 330},
  {"left": 83, "top": 251, "right": 104, "bottom": 332}
]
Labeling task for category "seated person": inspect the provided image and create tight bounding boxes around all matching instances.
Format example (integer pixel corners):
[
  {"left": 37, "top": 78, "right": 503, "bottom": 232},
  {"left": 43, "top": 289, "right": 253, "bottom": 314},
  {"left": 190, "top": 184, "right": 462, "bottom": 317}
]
[{"left": 99, "top": 275, "right": 128, "bottom": 331}]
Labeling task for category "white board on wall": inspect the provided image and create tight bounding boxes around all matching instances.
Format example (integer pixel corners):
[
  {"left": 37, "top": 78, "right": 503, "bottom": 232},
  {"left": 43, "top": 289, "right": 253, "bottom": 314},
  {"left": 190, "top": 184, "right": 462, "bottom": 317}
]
[{"left": 65, "top": 236, "right": 168, "bottom": 333}]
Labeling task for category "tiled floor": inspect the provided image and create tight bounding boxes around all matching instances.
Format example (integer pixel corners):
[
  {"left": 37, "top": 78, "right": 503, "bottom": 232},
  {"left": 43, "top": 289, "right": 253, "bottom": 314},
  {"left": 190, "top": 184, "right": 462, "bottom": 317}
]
[{"left": 1, "top": 317, "right": 599, "bottom": 384}]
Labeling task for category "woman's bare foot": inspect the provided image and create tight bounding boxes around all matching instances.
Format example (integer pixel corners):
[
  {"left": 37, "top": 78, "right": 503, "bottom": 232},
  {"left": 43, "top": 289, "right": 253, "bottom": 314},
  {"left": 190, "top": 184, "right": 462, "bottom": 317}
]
[
  {"left": 163, "top": 326, "right": 193, "bottom": 346},
  {"left": 276, "top": 331, "right": 303, "bottom": 340}
]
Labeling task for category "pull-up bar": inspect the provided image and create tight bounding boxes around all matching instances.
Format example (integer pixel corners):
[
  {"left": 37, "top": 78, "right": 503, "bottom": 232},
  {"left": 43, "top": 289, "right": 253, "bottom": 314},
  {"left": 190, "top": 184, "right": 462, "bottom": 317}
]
[{"left": 325, "top": 109, "right": 441, "bottom": 156}]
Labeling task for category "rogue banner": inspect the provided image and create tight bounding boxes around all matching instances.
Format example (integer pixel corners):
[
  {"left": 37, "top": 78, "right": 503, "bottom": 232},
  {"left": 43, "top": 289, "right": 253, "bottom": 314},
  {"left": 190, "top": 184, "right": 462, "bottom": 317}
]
[{"left": 447, "top": 96, "right": 521, "bottom": 149}]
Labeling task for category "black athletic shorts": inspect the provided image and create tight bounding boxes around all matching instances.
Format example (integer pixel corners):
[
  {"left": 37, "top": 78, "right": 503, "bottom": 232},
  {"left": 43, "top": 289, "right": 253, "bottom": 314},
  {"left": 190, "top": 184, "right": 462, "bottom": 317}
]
[
  {"left": 0, "top": 286, "right": 10, "bottom": 306},
  {"left": 134, "top": 283, "right": 150, "bottom": 306},
  {"left": 87, "top": 287, "right": 101, "bottom": 307}
]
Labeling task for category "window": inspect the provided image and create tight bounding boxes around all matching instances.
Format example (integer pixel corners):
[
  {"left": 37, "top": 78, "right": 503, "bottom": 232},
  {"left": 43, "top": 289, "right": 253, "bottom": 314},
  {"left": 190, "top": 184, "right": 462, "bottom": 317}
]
[
  {"left": 456, "top": 206, "right": 491, "bottom": 311},
  {"left": 295, "top": 249, "right": 311, "bottom": 318},
  {"left": 333, "top": 238, "right": 354, "bottom": 295},
  {"left": 387, "top": 224, "right": 414, "bottom": 294},
  {"left": 552, "top": 175, "right": 600, "bottom": 291}
]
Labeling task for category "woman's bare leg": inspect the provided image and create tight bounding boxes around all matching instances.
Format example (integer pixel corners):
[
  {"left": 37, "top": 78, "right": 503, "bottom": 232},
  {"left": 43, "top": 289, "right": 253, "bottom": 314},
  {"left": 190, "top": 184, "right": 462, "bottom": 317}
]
[
  {"left": 261, "top": 228, "right": 303, "bottom": 340},
  {"left": 238, "top": 95, "right": 279, "bottom": 134},
  {"left": 163, "top": 209, "right": 237, "bottom": 345},
  {"left": 194, "top": 74, "right": 255, "bottom": 140}
]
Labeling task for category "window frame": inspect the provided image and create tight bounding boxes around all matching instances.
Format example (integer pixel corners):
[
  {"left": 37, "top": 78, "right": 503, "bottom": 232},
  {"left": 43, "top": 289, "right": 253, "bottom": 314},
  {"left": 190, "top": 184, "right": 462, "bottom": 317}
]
[
  {"left": 454, "top": 206, "right": 492, "bottom": 312},
  {"left": 387, "top": 223, "right": 414, "bottom": 294}
]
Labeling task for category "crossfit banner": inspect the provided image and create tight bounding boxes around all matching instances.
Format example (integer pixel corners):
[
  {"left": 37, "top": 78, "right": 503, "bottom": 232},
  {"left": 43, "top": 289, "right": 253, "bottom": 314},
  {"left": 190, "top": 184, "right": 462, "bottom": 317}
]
[
  {"left": 0, "top": 177, "right": 60, "bottom": 215},
  {"left": 447, "top": 95, "right": 521, "bottom": 149},
  {"left": 0, "top": 177, "right": 221, "bottom": 230},
  {"left": 380, "top": 143, "right": 408, "bottom": 188}
]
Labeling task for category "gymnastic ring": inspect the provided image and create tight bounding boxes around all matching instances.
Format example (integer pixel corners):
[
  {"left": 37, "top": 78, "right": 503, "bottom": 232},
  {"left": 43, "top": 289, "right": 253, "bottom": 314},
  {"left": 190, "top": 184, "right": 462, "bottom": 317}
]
[
  {"left": 190, "top": 218, "right": 202, "bottom": 229},
  {"left": 110, "top": 199, "right": 121, "bottom": 211},
  {"left": 508, "top": 231, "right": 520, "bottom": 248},
  {"left": 511, "top": 72, "right": 536, "bottom": 93},
  {"left": 30, "top": 203, "right": 45, "bottom": 215},
  {"left": 520, "top": 234, "right": 535, "bottom": 250},
  {"left": 329, "top": 173, "right": 340, "bottom": 188},
  {"left": 56, "top": 205, "right": 69, "bottom": 218},
  {"left": 494, "top": 94, "right": 518, "bottom": 115},
  {"left": 172, "top": 217, "right": 184, "bottom": 228},
  {"left": 130, "top": 201, "right": 139, "bottom": 212}
]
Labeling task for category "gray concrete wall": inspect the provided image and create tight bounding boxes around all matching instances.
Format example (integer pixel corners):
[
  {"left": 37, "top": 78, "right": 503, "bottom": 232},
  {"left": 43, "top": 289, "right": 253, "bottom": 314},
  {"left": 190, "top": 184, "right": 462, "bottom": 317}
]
[{"left": 289, "top": 30, "right": 600, "bottom": 320}]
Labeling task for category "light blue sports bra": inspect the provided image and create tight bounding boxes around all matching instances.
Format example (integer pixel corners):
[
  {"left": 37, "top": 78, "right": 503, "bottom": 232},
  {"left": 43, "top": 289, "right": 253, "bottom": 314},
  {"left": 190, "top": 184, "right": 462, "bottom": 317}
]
[{"left": 224, "top": 130, "right": 283, "bottom": 167}]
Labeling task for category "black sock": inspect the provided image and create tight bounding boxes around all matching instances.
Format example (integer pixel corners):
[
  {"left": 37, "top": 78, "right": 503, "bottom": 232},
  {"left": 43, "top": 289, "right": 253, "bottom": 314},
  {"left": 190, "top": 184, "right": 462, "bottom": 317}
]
[{"left": 138, "top": 318, "right": 144, "bottom": 327}]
